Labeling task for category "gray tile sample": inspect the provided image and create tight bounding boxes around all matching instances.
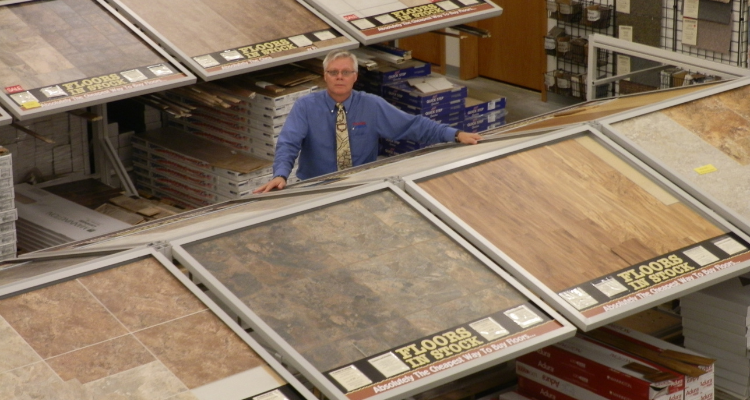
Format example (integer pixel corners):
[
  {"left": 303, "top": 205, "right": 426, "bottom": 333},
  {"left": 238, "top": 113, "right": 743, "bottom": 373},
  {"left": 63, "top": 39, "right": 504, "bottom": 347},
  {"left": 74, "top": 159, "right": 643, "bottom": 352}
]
[{"left": 183, "top": 190, "right": 532, "bottom": 372}]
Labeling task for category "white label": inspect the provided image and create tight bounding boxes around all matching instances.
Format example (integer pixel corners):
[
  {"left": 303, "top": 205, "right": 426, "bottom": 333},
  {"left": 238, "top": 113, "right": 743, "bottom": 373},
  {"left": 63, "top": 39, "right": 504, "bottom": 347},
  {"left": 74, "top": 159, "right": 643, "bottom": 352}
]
[
  {"left": 593, "top": 278, "right": 629, "bottom": 297},
  {"left": 193, "top": 55, "right": 220, "bottom": 68},
  {"left": 40, "top": 85, "right": 67, "bottom": 98},
  {"left": 253, "top": 390, "right": 288, "bottom": 400},
  {"left": 220, "top": 50, "right": 244, "bottom": 61},
  {"left": 714, "top": 237, "right": 748, "bottom": 255},
  {"left": 329, "top": 365, "right": 372, "bottom": 392},
  {"left": 587, "top": 9, "right": 601, "bottom": 21},
  {"left": 619, "top": 25, "right": 633, "bottom": 42},
  {"left": 504, "top": 305, "right": 543, "bottom": 328},
  {"left": 559, "top": 3, "right": 572, "bottom": 14},
  {"left": 617, "top": 55, "right": 631, "bottom": 74},
  {"left": 617, "top": 0, "right": 631, "bottom": 14},
  {"left": 375, "top": 14, "right": 398, "bottom": 24},
  {"left": 147, "top": 64, "right": 174, "bottom": 76},
  {"left": 470, "top": 317, "right": 509, "bottom": 341},
  {"left": 10, "top": 91, "right": 38, "bottom": 106},
  {"left": 557, "top": 41, "right": 570, "bottom": 53},
  {"left": 488, "top": 100, "right": 496, "bottom": 110},
  {"left": 457, "top": 0, "right": 479, "bottom": 4},
  {"left": 351, "top": 18, "right": 376, "bottom": 29},
  {"left": 684, "top": 246, "right": 720, "bottom": 266},
  {"left": 559, "top": 287, "right": 598, "bottom": 310},
  {"left": 683, "top": 0, "right": 700, "bottom": 19},
  {"left": 437, "top": 1, "right": 459, "bottom": 11},
  {"left": 545, "top": 37, "right": 557, "bottom": 50},
  {"left": 682, "top": 18, "right": 698, "bottom": 45},
  {"left": 368, "top": 352, "right": 410, "bottom": 378},
  {"left": 121, "top": 69, "right": 148, "bottom": 82},
  {"left": 488, "top": 113, "right": 496, "bottom": 123},
  {"left": 314, "top": 30, "right": 336, "bottom": 41},
  {"left": 288, "top": 35, "right": 313, "bottom": 47}
]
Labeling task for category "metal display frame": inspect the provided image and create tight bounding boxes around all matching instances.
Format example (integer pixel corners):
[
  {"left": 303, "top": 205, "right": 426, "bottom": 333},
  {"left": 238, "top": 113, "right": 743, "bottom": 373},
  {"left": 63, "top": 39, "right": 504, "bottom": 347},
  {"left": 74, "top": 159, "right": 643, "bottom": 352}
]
[
  {"left": 0, "top": 245, "right": 318, "bottom": 400},
  {"left": 597, "top": 76, "right": 750, "bottom": 237},
  {"left": 170, "top": 181, "right": 576, "bottom": 400},
  {"left": 586, "top": 34, "right": 750, "bottom": 100},
  {"left": 0, "top": 0, "right": 196, "bottom": 121},
  {"left": 401, "top": 124, "right": 750, "bottom": 331},
  {"left": 105, "top": 0, "right": 359, "bottom": 81},
  {"left": 299, "top": 0, "right": 503, "bottom": 45},
  {"left": 0, "top": 109, "right": 10, "bottom": 127}
]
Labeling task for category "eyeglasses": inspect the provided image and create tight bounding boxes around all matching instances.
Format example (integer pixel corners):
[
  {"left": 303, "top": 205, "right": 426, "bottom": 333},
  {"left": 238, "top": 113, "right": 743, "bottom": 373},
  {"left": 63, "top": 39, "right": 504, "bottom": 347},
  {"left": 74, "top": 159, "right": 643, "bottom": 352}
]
[{"left": 326, "top": 70, "right": 357, "bottom": 77}]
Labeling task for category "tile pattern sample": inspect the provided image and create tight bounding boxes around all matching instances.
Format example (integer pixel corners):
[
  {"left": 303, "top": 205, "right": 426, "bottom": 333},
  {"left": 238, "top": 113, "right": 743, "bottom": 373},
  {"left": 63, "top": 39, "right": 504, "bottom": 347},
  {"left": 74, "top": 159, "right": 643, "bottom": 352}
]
[
  {"left": 0, "top": 0, "right": 165, "bottom": 91},
  {"left": 612, "top": 84, "right": 750, "bottom": 224},
  {"left": 416, "top": 137, "right": 724, "bottom": 292},
  {"left": 0, "top": 255, "right": 286, "bottom": 399},
  {"left": 183, "top": 190, "right": 530, "bottom": 371},
  {"left": 114, "top": 0, "right": 351, "bottom": 58}
]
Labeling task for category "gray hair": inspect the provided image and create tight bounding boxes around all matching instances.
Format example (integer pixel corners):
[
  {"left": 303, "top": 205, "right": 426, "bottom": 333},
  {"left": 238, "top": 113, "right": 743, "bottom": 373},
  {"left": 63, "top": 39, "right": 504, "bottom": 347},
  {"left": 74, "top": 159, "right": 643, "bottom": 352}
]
[{"left": 322, "top": 50, "right": 358, "bottom": 73}]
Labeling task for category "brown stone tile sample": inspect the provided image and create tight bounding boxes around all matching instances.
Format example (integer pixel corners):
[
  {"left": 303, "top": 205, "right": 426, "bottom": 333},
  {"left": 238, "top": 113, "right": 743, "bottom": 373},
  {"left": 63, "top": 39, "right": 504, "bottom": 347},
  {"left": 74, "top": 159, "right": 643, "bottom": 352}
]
[
  {"left": 416, "top": 138, "right": 723, "bottom": 292},
  {"left": 116, "top": 0, "right": 336, "bottom": 57},
  {"left": 135, "top": 310, "right": 264, "bottom": 389},
  {"left": 662, "top": 87, "right": 750, "bottom": 165},
  {"left": 0, "top": 0, "right": 165, "bottom": 91},
  {"left": 0, "top": 279, "right": 128, "bottom": 359},
  {"left": 184, "top": 190, "right": 530, "bottom": 371}
]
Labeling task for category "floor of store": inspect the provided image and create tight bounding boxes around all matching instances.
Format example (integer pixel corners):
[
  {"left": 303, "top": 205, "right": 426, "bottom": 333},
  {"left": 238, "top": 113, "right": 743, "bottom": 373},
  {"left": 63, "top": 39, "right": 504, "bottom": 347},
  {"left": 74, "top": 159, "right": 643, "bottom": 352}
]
[{"left": 448, "top": 75, "right": 582, "bottom": 123}]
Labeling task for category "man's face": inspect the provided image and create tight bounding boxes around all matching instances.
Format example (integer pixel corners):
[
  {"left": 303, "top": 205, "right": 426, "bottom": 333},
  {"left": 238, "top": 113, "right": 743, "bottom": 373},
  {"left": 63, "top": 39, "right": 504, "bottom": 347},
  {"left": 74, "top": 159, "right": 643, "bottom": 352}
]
[{"left": 324, "top": 57, "right": 357, "bottom": 100}]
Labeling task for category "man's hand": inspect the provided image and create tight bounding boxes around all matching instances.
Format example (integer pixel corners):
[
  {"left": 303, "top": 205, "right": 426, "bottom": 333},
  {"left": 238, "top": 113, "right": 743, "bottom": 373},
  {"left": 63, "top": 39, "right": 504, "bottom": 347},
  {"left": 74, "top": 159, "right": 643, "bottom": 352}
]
[
  {"left": 253, "top": 176, "right": 287, "bottom": 194},
  {"left": 456, "top": 131, "right": 482, "bottom": 145}
]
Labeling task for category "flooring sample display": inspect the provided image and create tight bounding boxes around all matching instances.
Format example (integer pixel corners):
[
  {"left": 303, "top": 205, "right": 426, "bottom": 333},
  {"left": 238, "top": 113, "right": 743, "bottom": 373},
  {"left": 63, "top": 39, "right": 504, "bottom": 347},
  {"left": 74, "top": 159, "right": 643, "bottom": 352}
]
[
  {"left": 175, "top": 185, "right": 574, "bottom": 400},
  {"left": 110, "top": 0, "right": 357, "bottom": 80},
  {"left": 0, "top": 0, "right": 194, "bottom": 120},
  {"left": 301, "top": 0, "right": 503, "bottom": 45},
  {"left": 608, "top": 82, "right": 750, "bottom": 231},
  {"left": 0, "top": 249, "right": 313, "bottom": 400},
  {"left": 407, "top": 130, "right": 750, "bottom": 329}
]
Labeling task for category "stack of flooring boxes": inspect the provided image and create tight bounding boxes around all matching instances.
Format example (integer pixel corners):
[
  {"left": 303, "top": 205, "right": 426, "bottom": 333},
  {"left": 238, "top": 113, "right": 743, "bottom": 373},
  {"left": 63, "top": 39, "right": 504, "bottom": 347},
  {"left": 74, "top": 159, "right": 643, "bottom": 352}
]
[
  {"left": 132, "top": 128, "right": 271, "bottom": 208},
  {"left": 463, "top": 88, "right": 507, "bottom": 133},
  {"left": 681, "top": 274, "right": 750, "bottom": 399},
  {"left": 512, "top": 325, "right": 714, "bottom": 400}
]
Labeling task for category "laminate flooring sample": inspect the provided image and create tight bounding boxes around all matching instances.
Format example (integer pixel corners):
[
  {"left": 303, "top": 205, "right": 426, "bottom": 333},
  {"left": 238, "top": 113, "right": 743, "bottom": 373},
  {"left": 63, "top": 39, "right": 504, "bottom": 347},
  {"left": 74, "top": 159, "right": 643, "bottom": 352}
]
[
  {"left": 0, "top": 0, "right": 164, "bottom": 91},
  {"left": 114, "top": 0, "right": 352, "bottom": 70},
  {"left": 612, "top": 84, "right": 750, "bottom": 224},
  {"left": 183, "top": 190, "right": 543, "bottom": 372},
  {"left": 0, "top": 255, "right": 288, "bottom": 400},
  {"left": 416, "top": 137, "right": 723, "bottom": 293}
]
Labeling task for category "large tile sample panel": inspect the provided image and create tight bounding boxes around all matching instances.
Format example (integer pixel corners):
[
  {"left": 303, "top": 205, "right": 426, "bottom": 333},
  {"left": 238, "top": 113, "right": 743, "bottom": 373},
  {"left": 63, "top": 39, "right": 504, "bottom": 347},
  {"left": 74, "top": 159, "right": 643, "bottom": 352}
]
[
  {"left": 174, "top": 184, "right": 574, "bottom": 400},
  {"left": 406, "top": 129, "right": 750, "bottom": 330},
  {"left": 302, "top": 0, "right": 502, "bottom": 45},
  {"left": 0, "top": 249, "right": 311, "bottom": 400},
  {"left": 606, "top": 82, "right": 750, "bottom": 232},
  {"left": 111, "top": 0, "right": 357, "bottom": 80},
  {"left": 0, "top": 0, "right": 193, "bottom": 119}
]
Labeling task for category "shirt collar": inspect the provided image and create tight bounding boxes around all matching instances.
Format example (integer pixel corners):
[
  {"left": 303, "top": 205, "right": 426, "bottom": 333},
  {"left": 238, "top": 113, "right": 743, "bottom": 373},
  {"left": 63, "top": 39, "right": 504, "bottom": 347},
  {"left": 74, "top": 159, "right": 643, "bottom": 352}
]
[{"left": 325, "top": 91, "right": 356, "bottom": 113}]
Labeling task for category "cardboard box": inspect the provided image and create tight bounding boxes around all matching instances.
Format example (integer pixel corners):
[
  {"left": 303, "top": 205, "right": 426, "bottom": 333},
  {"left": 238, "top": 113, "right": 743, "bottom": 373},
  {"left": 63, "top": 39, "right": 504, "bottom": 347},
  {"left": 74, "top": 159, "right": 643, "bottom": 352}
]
[
  {"left": 393, "top": 98, "right": 465, "bottom": 118},
  {"left": 358, "top": 60, "right": 431, "bottom": 84},
  {"left": 463, "top": 109, "right": 507, "bottom": 132},
  {"left": 465, "top": 88, "right": 507, "bottom": 118},
  {"left": 517, "top": 376, "right": 582, "bottom": 400},
  {"left": 382, "top": 80, "right": 467, "bottom": 108},
  {"left": 516, "top": 362, "right": 610, "bottom": 400}
]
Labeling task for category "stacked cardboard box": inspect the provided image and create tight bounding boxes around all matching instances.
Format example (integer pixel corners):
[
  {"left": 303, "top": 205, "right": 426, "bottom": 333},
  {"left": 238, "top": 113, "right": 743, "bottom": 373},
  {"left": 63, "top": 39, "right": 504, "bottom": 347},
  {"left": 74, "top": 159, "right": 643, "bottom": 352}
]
[
  {"left": 380, "top": 76, "right": 468, "bottom": 155},
  {"left": 463, "top": 88, "right": 508, "bottom": 133},
  {"left": 681, "top": 274, "right": 750, "bottom": 399},
  {"left": 132, "top": 128, "right": 272, "bottom": 208},
  {"left": 515, "top": 327, "right": 714, "bottom": 400},
  {"left": 15, "top": 183, "right": 128, "bottom": 252},
  {"left": 354, "top": 59, "right": 431, "bottom": 96}
]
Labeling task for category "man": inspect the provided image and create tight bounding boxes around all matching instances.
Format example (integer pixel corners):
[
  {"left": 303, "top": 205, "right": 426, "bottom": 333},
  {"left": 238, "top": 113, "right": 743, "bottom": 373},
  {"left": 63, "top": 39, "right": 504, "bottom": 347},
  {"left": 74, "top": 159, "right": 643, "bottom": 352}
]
[{"left": 254, "top": 49, "right": 482, "bottom": 193}]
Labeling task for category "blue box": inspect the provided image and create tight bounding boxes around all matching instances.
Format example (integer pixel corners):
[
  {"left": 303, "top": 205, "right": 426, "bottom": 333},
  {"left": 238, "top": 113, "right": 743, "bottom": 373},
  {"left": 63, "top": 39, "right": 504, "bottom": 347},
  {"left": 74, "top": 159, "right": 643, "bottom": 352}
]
[
  {"left": 359, "top": 60, "right": 431, "bottom": 84},
  {"left": 462, "top": 109, "right": 507, "bottom": 132},
  {"left": 382, "top": 81, "right": 467, "bottom": 108},
  {"left": 393, "top": 98, "right": 464, "bottom": 119},
  {"left": 464, "top": 88, "right": 507, "bottom": 118}
]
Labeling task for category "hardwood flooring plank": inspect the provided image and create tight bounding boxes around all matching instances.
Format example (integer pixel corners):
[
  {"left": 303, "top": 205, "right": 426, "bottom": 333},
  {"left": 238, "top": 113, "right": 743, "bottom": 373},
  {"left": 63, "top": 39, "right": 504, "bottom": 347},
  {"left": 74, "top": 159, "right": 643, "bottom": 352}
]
[{"left": 418, "top": 138, "right": 723, "bottom": 292}]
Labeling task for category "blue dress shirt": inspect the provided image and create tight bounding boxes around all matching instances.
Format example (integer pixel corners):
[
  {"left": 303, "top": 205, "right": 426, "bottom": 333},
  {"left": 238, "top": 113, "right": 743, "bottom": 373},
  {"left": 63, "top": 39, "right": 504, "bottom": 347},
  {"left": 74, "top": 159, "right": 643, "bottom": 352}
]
[{"left": 273, "top": 90, "right": 459, "bottom": 180}]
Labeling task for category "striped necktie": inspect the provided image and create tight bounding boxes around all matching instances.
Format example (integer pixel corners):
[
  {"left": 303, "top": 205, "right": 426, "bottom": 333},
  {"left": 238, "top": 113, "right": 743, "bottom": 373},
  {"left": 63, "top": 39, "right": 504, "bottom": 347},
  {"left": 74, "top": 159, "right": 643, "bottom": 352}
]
[{"left": 335, "top": 103, "right": 352, "bottom": 170}]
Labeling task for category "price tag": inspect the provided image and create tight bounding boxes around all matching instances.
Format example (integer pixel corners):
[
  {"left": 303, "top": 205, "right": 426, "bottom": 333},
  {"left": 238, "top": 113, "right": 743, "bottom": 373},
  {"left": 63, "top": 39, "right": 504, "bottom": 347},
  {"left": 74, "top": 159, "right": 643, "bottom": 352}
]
[
  {"left": 619, "top": 25, "right": 633, "bottom": 42},
  {"left": 694, "top": 164, "right": 717, "bottom": 175},
  {"left": 682, "top": 18, "right": 698, "bottom": 46},
  {"left": 616, "top": 0, "right": 631, "bottom": 14},
  {"left": 683, "top": 0, "right": 699, "bottom": 19}
]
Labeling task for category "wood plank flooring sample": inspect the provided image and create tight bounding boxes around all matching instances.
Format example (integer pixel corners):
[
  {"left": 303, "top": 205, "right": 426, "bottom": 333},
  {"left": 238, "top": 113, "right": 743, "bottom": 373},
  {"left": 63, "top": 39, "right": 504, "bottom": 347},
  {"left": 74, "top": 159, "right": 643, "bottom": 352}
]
[
  {"left": 183, "top": 190, "right": 544, "bottom": 372},
  {"left": 612, "top": 84, "right": 750, "bottom": 224},
  {"left": 114, "top": 0, "right": 351, "bottom": 69},
  {"left": 0, "top": 255, "right": 288, "bottom": 399},
  {"left": 416, "top": 137, "right": 723, "bottom": 292}
]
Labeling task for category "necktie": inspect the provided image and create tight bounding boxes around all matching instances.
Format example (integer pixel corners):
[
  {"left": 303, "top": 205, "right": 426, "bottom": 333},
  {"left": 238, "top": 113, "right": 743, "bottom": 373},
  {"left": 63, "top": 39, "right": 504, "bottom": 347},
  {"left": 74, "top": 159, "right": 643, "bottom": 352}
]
[{"left": 335, "top": 103, "right": 352, "bottom": 170}]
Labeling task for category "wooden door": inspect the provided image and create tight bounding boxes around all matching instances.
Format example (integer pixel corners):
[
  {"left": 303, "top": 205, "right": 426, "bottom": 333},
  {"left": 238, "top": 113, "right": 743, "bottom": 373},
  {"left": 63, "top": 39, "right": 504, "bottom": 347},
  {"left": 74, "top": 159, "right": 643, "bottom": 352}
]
[
  {"left": 476, "top": 1, "right": 546, "bottom": 90},
  {"left": 398, "top": 32, "right": 446, "bottom": 74}
]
